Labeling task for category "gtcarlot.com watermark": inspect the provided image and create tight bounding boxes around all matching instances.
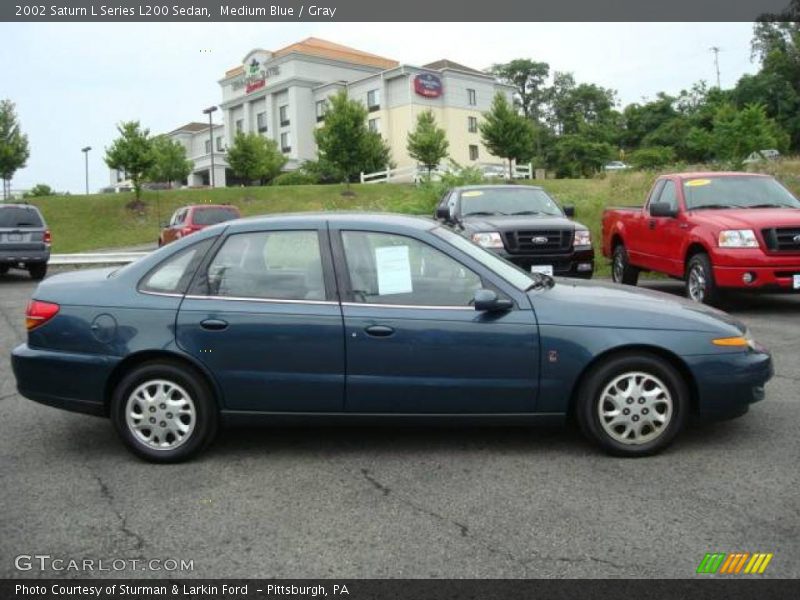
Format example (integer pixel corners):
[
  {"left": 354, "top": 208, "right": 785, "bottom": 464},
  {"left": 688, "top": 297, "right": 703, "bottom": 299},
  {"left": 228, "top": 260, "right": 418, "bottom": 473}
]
[{"left": 14, "top": 554, "right": 194, "bottom": 573}]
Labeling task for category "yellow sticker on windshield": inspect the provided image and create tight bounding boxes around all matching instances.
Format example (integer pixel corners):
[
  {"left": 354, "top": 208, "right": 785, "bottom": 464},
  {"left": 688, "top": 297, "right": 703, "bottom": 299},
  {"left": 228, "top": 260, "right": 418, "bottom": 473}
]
[
  {"left": 461, "top": 191, "right": 484, "bottom": 197},
  {"left": 686, "top": 179, "right": 712, "bottom": 187}
]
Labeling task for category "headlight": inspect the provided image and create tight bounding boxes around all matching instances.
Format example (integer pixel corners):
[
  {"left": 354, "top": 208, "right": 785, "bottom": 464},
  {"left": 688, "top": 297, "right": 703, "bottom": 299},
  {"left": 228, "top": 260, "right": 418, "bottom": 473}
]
[
  {"left": 718, "top": 229, "right": 759, "bottom": 248},
  {"left": 574, "top": 230, "right": 591, "bottom": 247},
  {"left": 471, "top": 232, "right": 504, "bottom": 249}
]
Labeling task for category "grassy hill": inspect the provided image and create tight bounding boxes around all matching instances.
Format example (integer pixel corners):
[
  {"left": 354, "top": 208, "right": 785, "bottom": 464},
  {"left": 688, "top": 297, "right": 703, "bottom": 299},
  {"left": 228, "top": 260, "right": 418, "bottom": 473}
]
[{"left": 23, "top": 163, "right": 800, "bottom": 277}]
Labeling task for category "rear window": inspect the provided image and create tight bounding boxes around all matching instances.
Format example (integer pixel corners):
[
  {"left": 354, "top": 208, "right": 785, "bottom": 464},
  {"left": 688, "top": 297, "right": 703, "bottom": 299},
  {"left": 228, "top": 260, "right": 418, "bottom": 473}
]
[
  {"left": 192, "top": 207, "right": 240, "bottom": 226},
  {"left": 0, "top": 207, "right": 44, "bottom": 228}
]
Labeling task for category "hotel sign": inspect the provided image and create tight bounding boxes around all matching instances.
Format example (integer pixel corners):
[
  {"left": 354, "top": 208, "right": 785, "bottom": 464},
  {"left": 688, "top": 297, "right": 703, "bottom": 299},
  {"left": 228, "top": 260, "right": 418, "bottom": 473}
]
[
  {"left": 414, "top": 73, "right": 443, "bottom": 98},
  {"left": 233, "top": 50, "right": 281, "bottom": 94}
]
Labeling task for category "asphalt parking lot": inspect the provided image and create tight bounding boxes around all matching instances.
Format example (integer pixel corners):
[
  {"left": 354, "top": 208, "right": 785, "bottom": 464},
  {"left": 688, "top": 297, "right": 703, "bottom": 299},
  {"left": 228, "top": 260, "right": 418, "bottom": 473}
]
[{"left": 1, "top": 270, "right": 798, "bottom": 579}]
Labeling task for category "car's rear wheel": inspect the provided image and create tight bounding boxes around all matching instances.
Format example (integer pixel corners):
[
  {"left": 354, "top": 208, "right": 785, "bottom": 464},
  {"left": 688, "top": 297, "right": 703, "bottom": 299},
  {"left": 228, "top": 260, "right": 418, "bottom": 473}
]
[
  {"left": 0, "top": 264, "right": 8, "bottom": 275},
  {"left": 111, "top": 361, "right": 218, "bottom": 462},
  {"left": 686, "top": 253, "right": 718, "bottom": 305},
  {"left": 612, "top": 244, "right": 639, "bottom": 286},
  {"left": 28, "top": 262, "right": 47, "bottom": 280},
  {"left": 576, "top": 352, "right": 688, "bottom": 457}
]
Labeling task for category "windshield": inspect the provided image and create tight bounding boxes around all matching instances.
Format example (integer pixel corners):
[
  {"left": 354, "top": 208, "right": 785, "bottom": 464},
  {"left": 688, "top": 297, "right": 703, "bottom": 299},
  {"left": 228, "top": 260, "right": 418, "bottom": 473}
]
[
  {"left": 433, "top": 226, "right": 536, "bottom": 291},
  {"left": 683, "top": 176, "right": 800, "bottom": 210},
  {"left": 459, "top": 187, "right": 563, "bottom": 217},
  {"left": 193, "top": 207, "right": 240, "bottom": 225},
  {"left": 0, "top": 206, "right": 44, "bottom": 228}
]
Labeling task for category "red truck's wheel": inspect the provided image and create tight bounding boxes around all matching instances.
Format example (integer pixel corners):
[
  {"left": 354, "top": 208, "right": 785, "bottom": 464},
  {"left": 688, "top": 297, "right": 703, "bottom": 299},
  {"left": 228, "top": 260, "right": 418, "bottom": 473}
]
[
  {"left": 686, "top": 253, "right": 718, "bottom": 305},
  {"left": 612, "top": 245, "right": 639, "bottom": 286}
]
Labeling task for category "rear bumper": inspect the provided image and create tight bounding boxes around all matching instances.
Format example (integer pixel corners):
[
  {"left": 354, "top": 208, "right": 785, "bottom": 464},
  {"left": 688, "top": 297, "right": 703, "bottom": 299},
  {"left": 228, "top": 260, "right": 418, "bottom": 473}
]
[
  {"left": 491, "top": 247, "right": 595, "bottom": 278},
  {"left": 11, "top": 343, "right": 116, "bottom": 417},
  {"left": 685, "top": 350, "right": 773, "bottom": 420},
  {"left": 0, "top": 249, "right": 50, "bottom": 265}
]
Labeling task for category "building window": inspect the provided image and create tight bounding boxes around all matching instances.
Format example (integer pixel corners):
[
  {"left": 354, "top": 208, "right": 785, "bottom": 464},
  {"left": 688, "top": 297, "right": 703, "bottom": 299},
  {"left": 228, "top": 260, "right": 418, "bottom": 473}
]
[
  {"left": 316, "top": 100, "right": 328, "bottom": 123},
  {"left": 235, "top": 119, "right": 244, "bottom": 133},
  {"left": 205, "top": 139, "right": 212, "bottom": 154},
  {"left": 367, "top": 89, "right": 380, "bottom": 112},
  {"left": 256, "top": 112, "right": 268, "bottom": 133},
  {"left": 467, "top": 89, "right": 477, "bottom": 106},
  {"left": 368, "top": 118, "right": 380, "bottom": 133},
  {"left": 469, "top": 145, "right": 479, "bottom": 161},
  {"left": 279, "top": 105, "right": 290, "bottom": 127},
  {"left": 468, "top": 116, "right": 478, "bottom": 133},
  {"left": 280, "top": 132, "right": 291, "bottom": 153},
  {"left": 216, "top": 136, "right": 224, "bottom": 152}
]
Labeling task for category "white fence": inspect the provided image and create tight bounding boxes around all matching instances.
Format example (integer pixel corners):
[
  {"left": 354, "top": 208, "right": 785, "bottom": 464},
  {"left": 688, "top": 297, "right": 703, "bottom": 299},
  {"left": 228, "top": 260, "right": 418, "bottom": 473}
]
[
  {"left": 360, "top": 162, "right": 534, "bottom": 185},
  {"left": 50, "top": 252, "right": 149, "bottom": 265}
]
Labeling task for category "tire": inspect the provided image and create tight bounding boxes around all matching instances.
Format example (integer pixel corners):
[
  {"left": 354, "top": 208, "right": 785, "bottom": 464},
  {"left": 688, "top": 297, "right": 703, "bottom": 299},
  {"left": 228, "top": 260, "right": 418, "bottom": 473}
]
[
  {"left": 576, "top": 352, "right": 689, "bottom": 457},
  {"left": 611, "top": 244, "right": 639, "bottom": 286},
  {"left": 685, "top": 253, "right": 718, "bottom": 305},
  {"left": 0, "top": 265, "right": 8, "bottom": 275},
  {"left": 110, "top": 361, "right": 218, "bottom": 463},
  {"left": 28, "top": 262, "right": 47, "bottom": 280}
]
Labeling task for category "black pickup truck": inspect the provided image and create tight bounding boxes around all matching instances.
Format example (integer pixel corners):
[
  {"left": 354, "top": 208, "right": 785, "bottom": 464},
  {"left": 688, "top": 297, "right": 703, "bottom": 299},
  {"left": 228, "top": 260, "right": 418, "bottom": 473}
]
[{"left": 434, "top": 185, "right": 594, "bottom": 278}]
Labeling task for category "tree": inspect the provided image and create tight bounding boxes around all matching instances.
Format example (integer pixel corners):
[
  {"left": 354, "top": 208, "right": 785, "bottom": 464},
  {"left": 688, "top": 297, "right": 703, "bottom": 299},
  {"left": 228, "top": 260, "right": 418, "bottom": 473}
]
[
  {"left": 406, "top": 110, "right": 449, "bottom": 176},
  {"left": 0, "top": 99, "right": 30, "bottom": 201},
  {"left": 147, "top": 136, "right": 192, "bottom": 188},
  {"left": 552, "top": 134, "right": 614, "bottom": 178},
  {"left": 710, "top": 103, "right": 787, "bottom": 164},
  {"left": 488, "top": 59, "right": 550, "bottom": 121},
  {"left": 226, "top": 132, "right": 287, "bottom": 185},
  {"left": 627, "top": 146, "right": 677, "bottom": 170},
  {"left": 479, "top": 93, "right": 536, "bottom": 178},
  {"left": 314, "top": 91, "right": 392, "bottom": 189},
  {"left": 104, "top": 121, "right": 154, "bottom": 202},
  {"left": 24, "top": 183, "right": 55, "bottom": 197}
]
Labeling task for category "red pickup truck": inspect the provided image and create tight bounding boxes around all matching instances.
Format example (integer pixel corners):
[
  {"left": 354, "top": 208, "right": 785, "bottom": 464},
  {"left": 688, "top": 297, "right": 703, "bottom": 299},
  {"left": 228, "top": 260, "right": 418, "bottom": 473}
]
[{"left": 602, "top": 172, "right": 800, "bottom": 304}]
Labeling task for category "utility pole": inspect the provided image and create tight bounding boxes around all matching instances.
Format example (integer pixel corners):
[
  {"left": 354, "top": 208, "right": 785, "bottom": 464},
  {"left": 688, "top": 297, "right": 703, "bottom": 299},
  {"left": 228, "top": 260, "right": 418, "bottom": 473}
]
[
  {"left": 202, "top": 106, "right": 218, "bottom": 188},
  {"left": 81, "top": 146, "right": 91, "bottom": 195},
  {"left": 710, "top": 46, "right": 721, "bottom": 89}
]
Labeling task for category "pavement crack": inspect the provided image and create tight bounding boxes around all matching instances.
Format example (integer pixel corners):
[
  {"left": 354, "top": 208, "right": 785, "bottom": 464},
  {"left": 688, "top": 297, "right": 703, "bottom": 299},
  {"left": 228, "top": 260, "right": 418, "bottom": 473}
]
[
  {"left": 0, "top": 392, "right": 18, "bottom": 402},
  {"left": 360, "top": 468, "right": 391, "bottom": 496},
  {"left": 0, "top": 302, "right": 23, "bottom": 345},
  {"left": 91, "top": 472, "right": 147, "bottom": 555},
  {"left": 774, "top": 373, "right": 800, "bottom": 383}
]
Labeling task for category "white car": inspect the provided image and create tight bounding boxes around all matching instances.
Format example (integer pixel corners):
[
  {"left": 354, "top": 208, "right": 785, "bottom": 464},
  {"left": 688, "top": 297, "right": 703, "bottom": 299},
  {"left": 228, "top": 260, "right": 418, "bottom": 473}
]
[
  {"left": 481, "top": 165, "right": 508, "bottom": 180},
  {"left": 604, "top": 161, "right": 631, "bottom": 171}
]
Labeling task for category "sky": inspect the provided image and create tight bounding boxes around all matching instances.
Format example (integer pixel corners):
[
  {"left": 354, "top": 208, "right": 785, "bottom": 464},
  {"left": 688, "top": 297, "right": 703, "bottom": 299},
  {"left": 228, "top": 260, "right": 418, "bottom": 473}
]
[{"left": 0, "top": 22, "right": 760, "bottom": 194}]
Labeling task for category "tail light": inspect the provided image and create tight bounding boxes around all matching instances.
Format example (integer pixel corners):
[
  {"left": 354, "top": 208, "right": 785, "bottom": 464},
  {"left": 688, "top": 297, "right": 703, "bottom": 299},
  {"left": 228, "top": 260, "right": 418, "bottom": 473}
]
[
  {"left": 26, "top": 300, "right": 59, "bottom": 331},
  {"left": 181, "top": 225, "right": 201, "bottom": 236},
  {"left": 43, "top": 230, "right": 52, "bottom": 245}
]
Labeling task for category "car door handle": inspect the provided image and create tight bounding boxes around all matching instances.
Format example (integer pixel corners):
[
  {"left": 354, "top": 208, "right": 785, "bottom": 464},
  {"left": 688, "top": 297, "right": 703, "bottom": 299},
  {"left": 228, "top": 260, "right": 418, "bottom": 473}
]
[
  {"left": 200, "top": 319, "right": 229, "bottom": 331},
  {"left": 364, "top": 325, "right": 395, "bottom": 337}
]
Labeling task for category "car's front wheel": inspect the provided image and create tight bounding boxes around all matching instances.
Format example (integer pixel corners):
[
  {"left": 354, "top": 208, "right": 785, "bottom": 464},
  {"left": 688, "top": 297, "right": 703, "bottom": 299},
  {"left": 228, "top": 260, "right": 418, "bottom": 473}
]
[
  {"left": 686, "top": 253, "right": 718, "bottom": 305},
  {"left": 611, "top": 244, "right": 639, "bottom": 286},
  {"left": 576, "top": 352, "right": 689, "bottom": 457},
  {"left": 111, "top": 361, "right": 218, "bottom": 462}
]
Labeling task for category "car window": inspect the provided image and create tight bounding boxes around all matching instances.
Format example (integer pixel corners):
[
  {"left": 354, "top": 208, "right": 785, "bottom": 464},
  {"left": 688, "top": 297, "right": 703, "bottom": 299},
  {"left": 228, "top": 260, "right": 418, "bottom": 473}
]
[
  {"left": 192, "top": 207, "right": 240, "bottom": 226},
  {"left": 0, "top": 206, "right": 44, "bottom": 228},
  {"left": 645, "top": 180, "right": 667, "bottom": 209},
  {"left": 204, "top": 230, "right": 326, "bottom": 301},
  {"left": 341, "top": 231, "right": 482, "bottom": 306},
  {"left": 139, "top": 239, "right": 214, "bottom": 294},
  {"left": 654, "top": 180, "right": 679, "bottom": 213}
]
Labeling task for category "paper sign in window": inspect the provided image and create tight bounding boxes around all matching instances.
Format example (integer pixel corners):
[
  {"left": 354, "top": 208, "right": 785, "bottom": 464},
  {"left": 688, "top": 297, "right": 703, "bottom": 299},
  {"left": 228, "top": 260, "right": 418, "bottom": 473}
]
[{"left": 375, "top": 246, "right": 413, "bottom": 295}]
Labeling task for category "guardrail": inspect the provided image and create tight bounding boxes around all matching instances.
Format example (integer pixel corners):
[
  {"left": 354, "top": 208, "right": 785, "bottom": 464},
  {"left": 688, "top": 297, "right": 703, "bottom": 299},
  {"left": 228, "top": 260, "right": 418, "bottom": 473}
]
[{"left": 50, "top": 252, "right": 149, "bottom": 265}]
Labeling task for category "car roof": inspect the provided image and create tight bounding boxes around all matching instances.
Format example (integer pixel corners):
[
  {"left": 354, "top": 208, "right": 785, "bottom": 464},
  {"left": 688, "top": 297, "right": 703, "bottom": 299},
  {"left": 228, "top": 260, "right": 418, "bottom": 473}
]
[
  {"left": 663, "top": 171, "right": 771, "bottom": 180},
  {"left": 0, "top": 203, "right": 42, "bottom": 210},
  {"left": 185, "top": 204, "right": 240, "bottom": 210},
  {"left": 452, "top": 184, "right": 544, "bottom": 192},
  {"left": 229, "top": 212, "right": 438, "bottom": 231}
]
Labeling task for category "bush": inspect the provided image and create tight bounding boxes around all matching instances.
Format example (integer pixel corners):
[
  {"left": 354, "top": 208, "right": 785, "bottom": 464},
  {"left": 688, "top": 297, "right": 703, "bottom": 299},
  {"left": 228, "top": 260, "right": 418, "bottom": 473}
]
[
  {"left": 272, "top": 171, "right": 320, "bottom": 186},
  {"left": 628, "top": 146, "right": 677, "bottom": 170}
]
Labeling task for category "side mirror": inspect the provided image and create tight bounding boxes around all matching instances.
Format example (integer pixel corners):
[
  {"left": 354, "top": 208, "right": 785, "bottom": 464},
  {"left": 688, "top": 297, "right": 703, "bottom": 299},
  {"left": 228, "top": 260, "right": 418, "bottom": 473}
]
[
  {"left": 473, "top": 289, "right": 513, "bottom": 312},
  {"left": 435, "top": 206, "right": 451, "bottom": 221},
  {"left": 160, "top": 221, "right": 169, "bottom": 228},
  {"left": 650, "top": 202, "right": 677, "bottom": 218},
  {"left": 563, "top": 205, "right": 576, "bottom": 218}
]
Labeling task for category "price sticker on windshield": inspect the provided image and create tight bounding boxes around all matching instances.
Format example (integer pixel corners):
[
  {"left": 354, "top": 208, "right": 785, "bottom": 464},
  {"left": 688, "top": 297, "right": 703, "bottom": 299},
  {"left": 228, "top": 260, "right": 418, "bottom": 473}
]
[
  {"left": 794, "top": 274, "right": 800, "bottom": 290},
  {"left": 686, "top": 179, "right": 712, "bottom": 187},
  {"left": 461, "top": 191, "right": 484, "bottom": 197}
]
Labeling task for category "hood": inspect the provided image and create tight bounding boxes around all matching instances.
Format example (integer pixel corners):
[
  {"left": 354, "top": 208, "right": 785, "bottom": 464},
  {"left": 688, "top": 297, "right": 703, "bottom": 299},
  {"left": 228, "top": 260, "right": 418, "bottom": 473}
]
[
  {"left": 461, "top": 214, "right": 581, "bottom": 232},
  {"left": 530, "top": 278, "right": 745, "bottom": 334},
  {"left": 688, "top": 208, "right": 800, "bottom": 231}
]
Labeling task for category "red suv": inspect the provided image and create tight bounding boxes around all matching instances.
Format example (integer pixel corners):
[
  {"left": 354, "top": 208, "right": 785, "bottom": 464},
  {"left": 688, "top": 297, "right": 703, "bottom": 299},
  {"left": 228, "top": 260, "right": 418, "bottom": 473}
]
[{"left": 159, "top": 204, "right": 241, "bottom": 246}]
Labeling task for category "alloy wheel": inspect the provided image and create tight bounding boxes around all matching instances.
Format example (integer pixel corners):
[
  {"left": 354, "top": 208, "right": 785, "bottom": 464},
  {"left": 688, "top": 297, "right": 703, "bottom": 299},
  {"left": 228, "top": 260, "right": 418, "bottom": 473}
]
[
  {"left": 597, "top": 371, "right": 673, "bottom": 445},
  {"left": 125, "top": 379, "right": 196, "bottom": 450}
]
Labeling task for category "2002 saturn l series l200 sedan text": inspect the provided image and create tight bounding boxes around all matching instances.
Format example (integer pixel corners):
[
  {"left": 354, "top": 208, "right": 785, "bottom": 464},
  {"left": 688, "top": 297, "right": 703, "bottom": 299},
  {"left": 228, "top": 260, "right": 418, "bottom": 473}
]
[{"left": 11, "top": 214, "right": 773, "bottom": 462}]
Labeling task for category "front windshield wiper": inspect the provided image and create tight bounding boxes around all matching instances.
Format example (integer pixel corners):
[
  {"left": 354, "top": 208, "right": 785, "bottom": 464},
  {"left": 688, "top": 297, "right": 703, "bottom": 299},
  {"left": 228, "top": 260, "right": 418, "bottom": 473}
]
[
  {"left": 746, "top": 203, "right": 795, "bottom": 209},
  {"left": 509, "top": 210, "right": 545, "bottom": 216},
  {"left": 524, "top": 271, "right": 555, "bottom": 291},
  {"left": 463, "top": 211, "right": 506, "bottom": 217},
  {"left": 689, "top": 204, "right": 736, "bottom": 210}
]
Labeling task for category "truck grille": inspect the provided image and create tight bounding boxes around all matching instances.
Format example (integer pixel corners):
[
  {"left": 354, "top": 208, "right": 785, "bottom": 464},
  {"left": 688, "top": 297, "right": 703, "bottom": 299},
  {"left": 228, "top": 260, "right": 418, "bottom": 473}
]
[
  {"left": 505, "top": 230, "right": 572, "bottom": 254},
  {"left": 762, "top": 227, "right": 800, "bottom": 252}
]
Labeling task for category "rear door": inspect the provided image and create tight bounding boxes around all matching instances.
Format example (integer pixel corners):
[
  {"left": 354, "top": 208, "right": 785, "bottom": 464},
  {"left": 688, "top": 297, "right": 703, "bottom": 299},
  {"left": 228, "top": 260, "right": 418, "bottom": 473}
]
[
  {"left": 0, "top": 205, "right": 46, "bottom": 258},
  {"left": 175, "top": 223, "right": 345, "bottom": 412}
]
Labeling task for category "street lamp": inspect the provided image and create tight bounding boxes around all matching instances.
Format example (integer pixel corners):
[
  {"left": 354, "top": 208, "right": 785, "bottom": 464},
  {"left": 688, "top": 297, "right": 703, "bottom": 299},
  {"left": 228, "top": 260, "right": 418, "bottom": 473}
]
[
  {"left": 202, "top": 106, "right": 218, "bottom": 188},
  {"left": 81, "top": 146, "right": 91, "bottom": 195}
]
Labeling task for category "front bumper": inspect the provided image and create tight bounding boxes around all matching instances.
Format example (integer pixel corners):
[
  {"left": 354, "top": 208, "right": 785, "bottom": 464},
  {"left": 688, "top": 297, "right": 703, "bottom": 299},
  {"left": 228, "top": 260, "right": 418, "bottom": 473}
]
[
  {"left": 712, "top": 248, "right": 800, "bottom": 290},
  {"left": 491, "top": 247, "right": 595, "bottom": 278},
  {"left": 11, "top": 343, "right": 117, "bottom": 417},
  {"left": 685, "top": 349, "right": 773, "bottom": 420}
]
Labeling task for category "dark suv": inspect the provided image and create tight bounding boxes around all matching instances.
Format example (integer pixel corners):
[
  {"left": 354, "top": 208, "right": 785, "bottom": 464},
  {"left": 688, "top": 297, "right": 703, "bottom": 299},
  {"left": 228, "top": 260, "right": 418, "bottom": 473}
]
[
  {"left": 0, "top": 203, "right": 51, "bottom": 280},
  {"left": 435, "top": 185, "right": 594, "bottom": 278}
]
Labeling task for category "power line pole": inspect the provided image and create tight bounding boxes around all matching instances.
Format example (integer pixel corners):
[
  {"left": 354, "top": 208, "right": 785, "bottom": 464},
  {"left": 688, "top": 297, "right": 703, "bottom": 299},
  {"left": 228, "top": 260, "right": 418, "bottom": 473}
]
[{"left": 710, "top": 46, "right": 721, "bottom": 88}]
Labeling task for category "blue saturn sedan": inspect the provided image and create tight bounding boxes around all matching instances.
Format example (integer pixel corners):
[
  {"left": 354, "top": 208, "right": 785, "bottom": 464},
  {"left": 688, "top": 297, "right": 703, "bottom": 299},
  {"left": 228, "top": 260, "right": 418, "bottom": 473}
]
[{"left": 11, "top": 214, "right": 772, "bottom": 462}]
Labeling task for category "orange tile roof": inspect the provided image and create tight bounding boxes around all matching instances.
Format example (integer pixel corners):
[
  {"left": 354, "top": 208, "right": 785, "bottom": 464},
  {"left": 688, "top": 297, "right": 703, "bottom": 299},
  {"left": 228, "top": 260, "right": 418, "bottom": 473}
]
[{"left": 224, "top": 37, "right": 398, "bottom": 77}]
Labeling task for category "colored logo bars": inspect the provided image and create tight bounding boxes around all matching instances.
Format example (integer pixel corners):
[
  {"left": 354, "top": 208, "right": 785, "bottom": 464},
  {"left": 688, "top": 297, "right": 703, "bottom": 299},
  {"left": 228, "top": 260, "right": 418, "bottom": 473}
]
[{"left": 696, "top": 552, "right": 774, "bottom": 574}]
